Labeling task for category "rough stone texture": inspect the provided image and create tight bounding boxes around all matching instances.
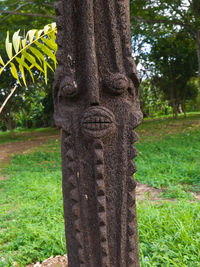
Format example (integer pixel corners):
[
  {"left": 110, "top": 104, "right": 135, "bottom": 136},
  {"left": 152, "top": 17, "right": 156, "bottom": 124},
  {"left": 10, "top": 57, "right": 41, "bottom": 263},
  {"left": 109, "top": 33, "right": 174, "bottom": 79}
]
[{"left": 53, "top": 1, "right": 143, "bottom": 266}]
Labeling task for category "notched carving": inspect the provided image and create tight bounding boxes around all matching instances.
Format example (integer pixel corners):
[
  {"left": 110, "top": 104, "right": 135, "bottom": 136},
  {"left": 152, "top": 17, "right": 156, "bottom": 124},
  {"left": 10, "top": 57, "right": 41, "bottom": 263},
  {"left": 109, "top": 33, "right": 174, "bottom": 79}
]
[
  {"left": 128, "top": 192, "right": 135, "bottom": 207},
  {"left": 128, "top": 161, "right": 137, "bottom": 176},
  {"left": 128, "top": 178, "right": 137, "bottom": 191},
  {"left": 128, "top": 225, "right": 135, "bottom": 236},
  {"left": 130, "top": 131, "right": 139, "bottom": 143},
  {"left": 130, "top": 112, "right": 143, "bottom": 129},
  {"left": 129, "top": 145, "right": 138, "bottom": 159}
]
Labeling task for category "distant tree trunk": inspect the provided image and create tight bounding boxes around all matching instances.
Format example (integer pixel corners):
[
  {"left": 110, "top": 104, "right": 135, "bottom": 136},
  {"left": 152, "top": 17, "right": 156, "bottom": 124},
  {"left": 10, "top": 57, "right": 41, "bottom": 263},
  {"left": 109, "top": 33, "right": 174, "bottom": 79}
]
[
  {"left": 181, "top": 101, "right": 186, "bottom": 118},
  {"left": 7, "top": 115, "right": 15, "bottom": 138},
  {"left": 25, "top": 119, "right": 28, "bottom": 128},
  {"left": 192, "top": 0, "right": 200, "bottom": 88},
  {"left": 172, "top": 100, "right": 179, "bottom": 118},
  {"left": 196, "top": 30, "right": 200, "bottom": 89},
  {"left": 51, "top": 112, "right": 55, "bottom": 127},
  {"left": 170, "top": 88, "right": 178, "bottom": 118},
  {"left": 174, "top": 106, "right": 178, "bottom": 118},
  {"left": 178, "top": 103, "right": 182, "bottom": 114}
]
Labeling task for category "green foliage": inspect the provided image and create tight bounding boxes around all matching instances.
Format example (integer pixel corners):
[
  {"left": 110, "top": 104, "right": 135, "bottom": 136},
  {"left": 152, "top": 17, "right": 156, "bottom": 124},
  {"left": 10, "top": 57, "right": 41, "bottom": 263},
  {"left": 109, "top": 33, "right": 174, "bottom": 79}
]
[
  {"left": 130, "top": 0, "right": 200, "bottom": 112},
  {"left": 0, "top": 0, "right": 55, "bottom": 35},
  {"left": 139, "top": 80, "right": 172, "bottom": 117},
  {"left": 0, "top": 23, "right": 57, "bottom": 134},
  {"left": 149, "top": 32, "right": 198, "bottom": 115},
  {"left": 130, "top": 0, "right": 200, "bottom": 42},
  {"left": 0, "top": 71, "right": 55, "bottom": 137},
  {"left": 0, "top": 23, "right": 57, "bottom": 86}
]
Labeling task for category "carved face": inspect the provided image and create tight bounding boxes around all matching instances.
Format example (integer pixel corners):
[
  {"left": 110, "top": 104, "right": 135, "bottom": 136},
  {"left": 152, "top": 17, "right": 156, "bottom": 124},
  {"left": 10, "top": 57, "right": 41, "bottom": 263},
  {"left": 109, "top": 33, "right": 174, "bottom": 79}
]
[
  {"left": 54, "top": 0, "right": 142, "bottom": 138},
  {"left": 54, "top": 72, "right": 141, "bottom": 140}
]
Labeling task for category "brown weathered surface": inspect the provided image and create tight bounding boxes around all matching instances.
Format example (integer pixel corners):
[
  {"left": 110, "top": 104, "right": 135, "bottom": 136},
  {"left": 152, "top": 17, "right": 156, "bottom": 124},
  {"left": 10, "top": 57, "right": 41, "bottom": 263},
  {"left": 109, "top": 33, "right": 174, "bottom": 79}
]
[{"left": 54, "top": 1, "right": 142, "bottom": 266}]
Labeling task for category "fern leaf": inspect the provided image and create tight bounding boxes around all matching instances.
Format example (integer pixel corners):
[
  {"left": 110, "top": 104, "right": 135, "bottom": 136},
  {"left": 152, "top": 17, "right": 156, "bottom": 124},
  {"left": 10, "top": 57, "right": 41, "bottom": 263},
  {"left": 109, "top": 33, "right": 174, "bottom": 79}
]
[
  {"left": 6, "top": 32, "right": 13, "bottom": 59},
  {"left": 12, "top": 30, "right": 21, "bottom": 54},
  {"left": 0, "top": 56, "right": 4, "bottom": 66},
  {"left": 10, "top": 62, "right": 21, "bottom": 86}
]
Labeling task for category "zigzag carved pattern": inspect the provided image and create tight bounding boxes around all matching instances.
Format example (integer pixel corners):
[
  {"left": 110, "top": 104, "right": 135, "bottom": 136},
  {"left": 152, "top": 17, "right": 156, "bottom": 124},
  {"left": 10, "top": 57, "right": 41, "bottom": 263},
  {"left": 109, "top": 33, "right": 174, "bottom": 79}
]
[
  {"left": 94, "top": 140, "right": 110, "bottom": 267},
  {"left": 126, "top": 130, "right": 139, "bottom": 267},
  {"left": 64, "top": 134, "right": 86, "bottom": 266}
]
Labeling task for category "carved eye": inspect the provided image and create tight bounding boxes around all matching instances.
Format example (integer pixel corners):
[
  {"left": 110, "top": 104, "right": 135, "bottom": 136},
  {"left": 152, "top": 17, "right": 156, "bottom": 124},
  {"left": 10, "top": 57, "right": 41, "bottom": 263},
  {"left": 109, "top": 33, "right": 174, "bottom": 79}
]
[
  {"left": 59, "top": 77, "right": 79, "bottom": 98},
  {"left": 104, "top": 73, "right": 129, "bottom": 95}
]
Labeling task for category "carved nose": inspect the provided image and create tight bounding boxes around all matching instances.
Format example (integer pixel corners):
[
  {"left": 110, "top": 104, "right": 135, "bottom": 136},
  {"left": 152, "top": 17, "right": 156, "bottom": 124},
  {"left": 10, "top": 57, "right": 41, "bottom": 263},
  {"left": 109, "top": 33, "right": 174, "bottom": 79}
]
[
  {"left": 88, "top": 87, "right": 100, "bottom": 106},
  {"left": 90, "top": 102, "right": 99, "bottom": 106},
  {"left": 89, "top": 96, "right": 99, "bottom": 106}
]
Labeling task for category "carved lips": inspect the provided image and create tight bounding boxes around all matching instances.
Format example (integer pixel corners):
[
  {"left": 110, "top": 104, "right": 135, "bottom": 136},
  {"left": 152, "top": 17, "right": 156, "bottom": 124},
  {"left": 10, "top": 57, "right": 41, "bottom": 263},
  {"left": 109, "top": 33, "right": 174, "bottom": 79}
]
[{"left": 81, "top": 107, "right": 116, "bottom": 138}]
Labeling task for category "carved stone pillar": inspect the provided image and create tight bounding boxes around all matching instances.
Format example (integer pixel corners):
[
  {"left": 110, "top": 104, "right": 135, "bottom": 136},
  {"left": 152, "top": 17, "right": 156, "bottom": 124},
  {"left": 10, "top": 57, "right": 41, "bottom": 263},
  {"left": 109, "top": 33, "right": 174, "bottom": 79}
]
[{"left": 53, "top": 1, "right": 142, "bottom": 266}]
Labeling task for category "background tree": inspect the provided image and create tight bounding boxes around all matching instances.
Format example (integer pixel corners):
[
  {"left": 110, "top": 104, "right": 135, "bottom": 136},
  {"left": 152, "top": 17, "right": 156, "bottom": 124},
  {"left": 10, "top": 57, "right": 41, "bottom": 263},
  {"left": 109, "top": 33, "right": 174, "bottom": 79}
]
[
  {"left": 149, "top": 31, "right": 198, "bottom": 117},
  {"left": 139, "top": 80, "right": 171, "bottom": 118},
  {"left": 0, "top": 0, "right": 55, "bottom": 29},
  {"left": 130, "top": 0, "right": 200, "bottom": 87}
]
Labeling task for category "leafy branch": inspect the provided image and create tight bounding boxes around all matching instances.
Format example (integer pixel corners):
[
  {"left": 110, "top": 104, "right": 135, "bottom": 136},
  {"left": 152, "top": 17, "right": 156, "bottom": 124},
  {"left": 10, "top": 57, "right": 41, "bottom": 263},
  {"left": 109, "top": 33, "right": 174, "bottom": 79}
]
[
  {"left": 0, "top": 23, "right": 57, "bottom": 113},
  {"left": 0, "top": 22, "right": 57, "bottom": 86}
]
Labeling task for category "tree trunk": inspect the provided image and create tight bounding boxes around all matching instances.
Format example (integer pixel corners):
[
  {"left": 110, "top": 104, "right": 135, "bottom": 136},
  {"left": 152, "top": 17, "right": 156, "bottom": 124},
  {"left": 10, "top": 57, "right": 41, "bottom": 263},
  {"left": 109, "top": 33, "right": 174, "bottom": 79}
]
[
  {"left": 7, "top": 115, "right": 15, "bottom": 138},
  {"left": 196, "top": 30, "right": 200, "bottom": 89},
  {"left": 181, "top": 101, "right": 186, "bottom": 118},
  {"left": 170, "top": 88, "right": 177, "bottom": 118},
  {"left": 174, "top": 106, "right": 178, "bottom": 118}
]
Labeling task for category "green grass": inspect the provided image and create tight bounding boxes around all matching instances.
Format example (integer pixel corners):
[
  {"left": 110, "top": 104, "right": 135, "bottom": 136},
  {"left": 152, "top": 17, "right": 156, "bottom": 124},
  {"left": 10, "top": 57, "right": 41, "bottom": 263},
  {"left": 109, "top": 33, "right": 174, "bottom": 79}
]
[
  {"left": 143, "top": 111, "right": 200, "bottom": 120},
  {"left": 138, "top": 201, "right": 200, "bottom": 267},
  {"left": 0, "top": 128, "right": 59, "bottom": 144},
  {"left": 137, "top": 112, "right": 200, "bottom": 142},
  {"left": 0, "top": 116, "right": 200, "bottom": 266},
  {"left": 0, "top": 141, "right": 65, "bottom": 266},
  {"left": 135, "top": 130, "right": 200, "bottom": 199}
]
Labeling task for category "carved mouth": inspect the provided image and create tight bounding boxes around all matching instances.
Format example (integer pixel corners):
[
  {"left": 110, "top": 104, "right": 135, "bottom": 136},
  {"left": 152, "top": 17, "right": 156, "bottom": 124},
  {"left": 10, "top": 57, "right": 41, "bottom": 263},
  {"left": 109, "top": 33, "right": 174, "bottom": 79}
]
[
  {"left": 81, "top": 107, "right": 115, "bottom": 138},
  {"left": 83, "top": 116, "right": 112, "bottom": 130}
]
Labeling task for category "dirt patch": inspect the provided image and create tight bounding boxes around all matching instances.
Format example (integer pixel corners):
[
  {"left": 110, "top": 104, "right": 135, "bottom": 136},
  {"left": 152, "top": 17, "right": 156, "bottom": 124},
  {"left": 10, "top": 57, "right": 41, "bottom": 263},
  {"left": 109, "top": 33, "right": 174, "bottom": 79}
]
[
  {"left": 0, "top": 134, "right": 60, "bottom": 169},
  {"left": 26, "top": 255, "right": 68, "bottom": 267},
  {"left": 196, "top": 194, "right": 200, "bottom": 201},
  {"left": 136, "top": 182, "right": 163, "bottom": 201},
  {"left": 191, "top": 192, "right": 200, "bottom": 201},
  {"left": 0, "top": 175, "right": 5, "bottom": 181}
]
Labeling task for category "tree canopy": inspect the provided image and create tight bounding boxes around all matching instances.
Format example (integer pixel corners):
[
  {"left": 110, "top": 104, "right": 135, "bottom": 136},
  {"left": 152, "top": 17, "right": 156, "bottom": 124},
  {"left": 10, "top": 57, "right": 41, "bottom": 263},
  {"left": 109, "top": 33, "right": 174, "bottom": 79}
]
[{"left": 130, "top": 0, "right": 200, "bottom": 87}]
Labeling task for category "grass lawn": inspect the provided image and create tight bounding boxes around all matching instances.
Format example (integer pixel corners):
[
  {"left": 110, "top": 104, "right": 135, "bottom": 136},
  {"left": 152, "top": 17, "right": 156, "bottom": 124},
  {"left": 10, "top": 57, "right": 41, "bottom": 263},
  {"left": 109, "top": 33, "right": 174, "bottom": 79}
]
[
  {"left": 0, "top": 128, "right": 59, "bottom": 145},
  {"left": 0, "top": 114, "right": 200, "bottom": 266},
  {"left": 135, "top": 130, "right": 200, "bottom": 199}
]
